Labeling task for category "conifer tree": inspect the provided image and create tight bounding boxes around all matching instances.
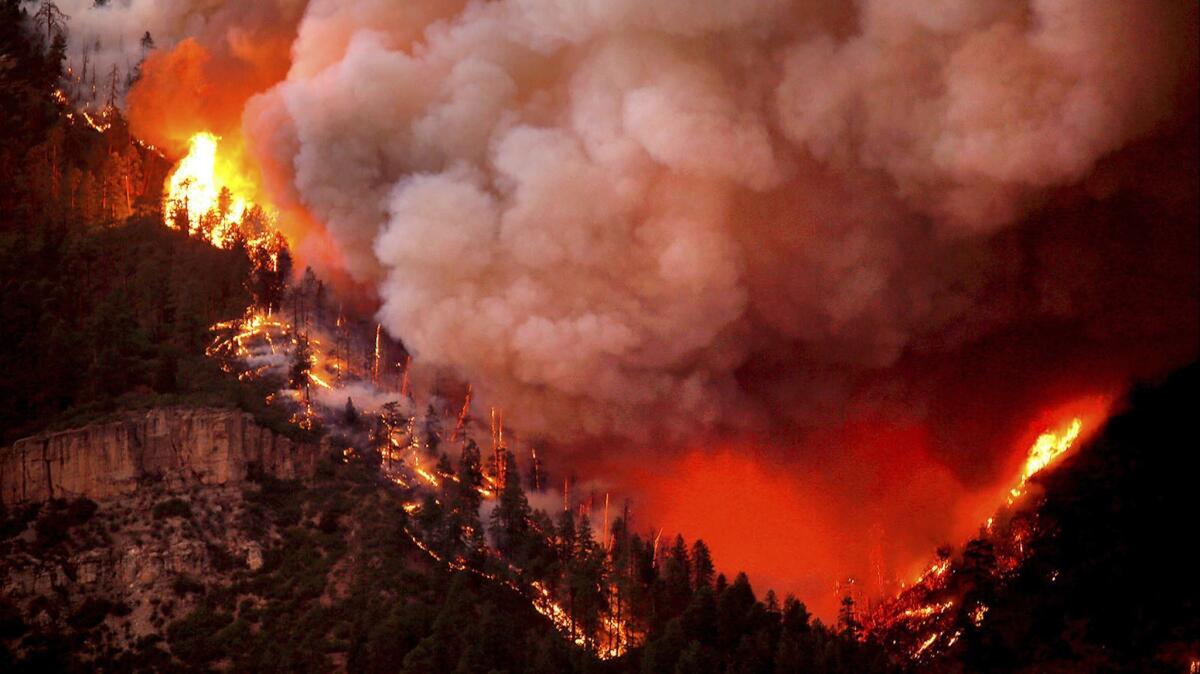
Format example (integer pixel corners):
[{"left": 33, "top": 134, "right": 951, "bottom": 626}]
[
  {"left": 488, "top": 451, "right": 531, "bottom": 559},
  {"left": 692, "top": 539, "right": 715, "bottom": 590}
]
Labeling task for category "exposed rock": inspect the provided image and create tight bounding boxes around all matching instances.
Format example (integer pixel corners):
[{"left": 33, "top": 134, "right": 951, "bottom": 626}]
[
  {"left": 1, "top": 482, "right": 273, "bottom": 657},
  {"left": 0, "top": 408, "right": 323, "bottom": 505}
]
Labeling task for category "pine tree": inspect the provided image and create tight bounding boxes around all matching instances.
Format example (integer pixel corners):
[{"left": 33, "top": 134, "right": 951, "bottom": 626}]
[
  {"left": 556, "top": 507, "right": 577, "bottom": 564},
  {"left": 140, "top": 30, "right": 155, "bottom": 56},
  {"left": 837, "top": 594, "right": 862, "bottom": 640},
  {"left": 488, "top": 451, "right": 531, "bottom": 560},
  {"left": 691, "top": 539, "right": 715, "bottom": 590},
  {"left": 662, "top": 535, "right": 692, "bottom": 616},
  {"left": 422, "top": 404, "right": 442, "bottom": 453},
  {"left": 33, "top": 1, "right": 69, "bottom": 44},
  {"left": 288, "top": 335, "right": 313, "bottom": 391},
  {"left": 456, "top": 439, "right": 484, "bottom": 513},
  {"left": 105, "top": 63, "right": 119, "bottom": 110},
  {"left": 341, "top": 397, "right": 359, "bottom": 427},
  {"left": 567, "top": 514, "right": 607, "bottom": 643}
]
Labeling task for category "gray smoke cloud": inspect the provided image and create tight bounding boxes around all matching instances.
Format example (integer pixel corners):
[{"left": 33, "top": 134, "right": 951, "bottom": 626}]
[
  {"left": 235, "top": 0, "right": 1194, "bottom": 443},
  {"left": 53, "top": 0, "right": 303, "bottom": 103}
]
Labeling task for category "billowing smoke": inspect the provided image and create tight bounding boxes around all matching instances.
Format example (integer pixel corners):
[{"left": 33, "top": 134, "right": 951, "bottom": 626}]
[
  {"left": 119, "top": 0, "right": 1198, "bottom": 614},
  {"left": 231, "top": 0, "right": 1197, "bottom": 443}
]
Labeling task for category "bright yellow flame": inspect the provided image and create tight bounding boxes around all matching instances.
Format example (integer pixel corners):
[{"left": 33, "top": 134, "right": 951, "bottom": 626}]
[
  {"left": 163, "top": 132, "right": 257, "bottom": 248},
  {"left": 1009, "top": 417, "right": 1083, "bottom": 503}
]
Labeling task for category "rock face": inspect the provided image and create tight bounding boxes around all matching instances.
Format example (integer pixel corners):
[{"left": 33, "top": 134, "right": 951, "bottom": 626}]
[{"left": 0, "top": 408, "right": 321, "bottom": 505}]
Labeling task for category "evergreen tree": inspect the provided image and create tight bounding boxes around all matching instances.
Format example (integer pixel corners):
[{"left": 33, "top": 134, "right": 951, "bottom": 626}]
[
  {"left": 837, "top": 594, "right": 862, "bottom": 641},
  {"left": 488, "top": 452, "right": 531, "bottom": 560},
  {"left": 567, "top": 514, "right": 607, "bottom": 643},
  {"left": 341, "top": 397, "right": 359, "bottom": 427},
  {"left": 692, "top": 539, "right": 715, "bottom": 590},
  {"left": 423, "top": 404, "right": 442, "bottom": 453},
  {"left": 288, "top": 335, "right": 312, "bottom": 391},
  {"left": 456, "top": 440, "right": 484, "bottom": 512},
  {"left": 33, "top": 1, "right": 69, "bottom": 44}
]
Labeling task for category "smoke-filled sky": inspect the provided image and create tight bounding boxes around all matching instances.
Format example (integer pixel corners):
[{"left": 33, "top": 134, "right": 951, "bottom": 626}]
[{"left": 69, "top": 0, "right": 1198, "bottom": 615}]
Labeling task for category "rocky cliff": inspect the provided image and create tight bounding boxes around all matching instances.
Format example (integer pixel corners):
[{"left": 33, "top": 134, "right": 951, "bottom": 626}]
[{"left": 0, "top": 408, "right": 322, "bottom": 505}]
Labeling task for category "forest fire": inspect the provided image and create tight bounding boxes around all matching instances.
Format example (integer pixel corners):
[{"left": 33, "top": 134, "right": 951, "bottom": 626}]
[
  {"left": 1008, "top": 417, "right": 1083, "bottom": 504},
  {"left": 162, "top": 130, "right": 274, "bottom": 251},
  {"left": 864, "top": 407, "right": 1110, "bottom": 661},
  {"left": 147, "top": 82, "right": 1132, "bottom": 665},
  {"left": 2, "top": 0, "right": 1195, "bottom": 670},
  {"left": 164, "top": 132, "right": 242, "bottom": 236}
]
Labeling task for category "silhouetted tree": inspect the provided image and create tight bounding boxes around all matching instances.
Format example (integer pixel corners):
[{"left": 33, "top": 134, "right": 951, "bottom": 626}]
[
  {"left": 692, "top": 539, "right": 715, "bottom": 590},
  {"left": 288, "top": 335, "right": 312, "bottom": 391},
  {"left": 341, "top": 397, "right": 359, "bottom": 427},
  {"left": 838, "top": 595, "right": 862, "bottom": 641}
]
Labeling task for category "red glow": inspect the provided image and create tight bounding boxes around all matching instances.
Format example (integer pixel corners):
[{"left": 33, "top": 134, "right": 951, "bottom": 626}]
[{"left": 605, "top": 393, "right": 1116, "bottom": 621}]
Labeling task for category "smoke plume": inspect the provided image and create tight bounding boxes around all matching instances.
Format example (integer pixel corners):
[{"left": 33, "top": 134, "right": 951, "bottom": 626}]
[{"left": 228, "top": 0, "right": 1197, "bottom": 443}]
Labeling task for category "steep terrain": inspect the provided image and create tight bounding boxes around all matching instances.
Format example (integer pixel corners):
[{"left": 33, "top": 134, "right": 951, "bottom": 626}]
[
  {"left": 1, "top": 408, "right": 321, "bottom": 505},
  {"left": 868, "top": 364, "right": 1200, "bottom": 673}
]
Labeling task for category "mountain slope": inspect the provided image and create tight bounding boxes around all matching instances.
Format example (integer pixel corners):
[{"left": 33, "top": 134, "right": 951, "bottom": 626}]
[{"left": 870, "top": 364, "right": 1199, "bottom": 673}]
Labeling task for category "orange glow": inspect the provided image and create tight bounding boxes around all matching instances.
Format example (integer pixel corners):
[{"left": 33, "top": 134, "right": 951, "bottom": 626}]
[
  {"left": 127, "top": 38, "right": 290, "bottom": 153},
  {"left": 163, "top": 131, "right": 265, "bottom": 245},
  {"left": 126, "top": 35, "right": 375, "bottom": 302},
  {"left": 599, "top": 393, "right": 1116, "bottom": 620},
  {"left": 618, "top": 448, "right": 873, "bottom": 619}
]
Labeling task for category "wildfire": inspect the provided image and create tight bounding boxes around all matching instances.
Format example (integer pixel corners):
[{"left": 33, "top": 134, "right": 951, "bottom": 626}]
[
  {"left": 866, "top": 406, "right": 1110, "bottom": 662},
  {"left": 1008, "top": 417, "right": 1083, "bottom": 503},
  {"left": 163, "top": 131, "right": 270, "bottom": 249}
]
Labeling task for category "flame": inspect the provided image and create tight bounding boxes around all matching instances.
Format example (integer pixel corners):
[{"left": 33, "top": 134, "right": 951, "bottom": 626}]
[
  {"left": 163, "top": 131, "right": 272, "bottom": 249},
  {"left": 1008, "top": 417, "right": 1083, "bottom": 503},
  {"left": 866, "top": 400, "right": 1114, "bottom": 661}
]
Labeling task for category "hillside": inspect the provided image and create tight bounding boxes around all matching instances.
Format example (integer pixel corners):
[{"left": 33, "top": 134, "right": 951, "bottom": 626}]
[{"left": 869, "top": 364, "right": 1200, "bottom": 673}]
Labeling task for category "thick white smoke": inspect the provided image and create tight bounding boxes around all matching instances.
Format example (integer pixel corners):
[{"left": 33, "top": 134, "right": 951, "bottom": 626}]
[{"left": 235, "top": 0, "right": 1191, "bottom": 442}]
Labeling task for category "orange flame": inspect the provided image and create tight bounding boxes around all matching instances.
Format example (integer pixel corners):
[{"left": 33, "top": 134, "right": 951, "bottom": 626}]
[{"left": 1008, "top": 417, "right": 1083, "bottom": 503}]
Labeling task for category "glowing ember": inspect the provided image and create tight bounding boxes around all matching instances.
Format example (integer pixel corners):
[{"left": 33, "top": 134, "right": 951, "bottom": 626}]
[{"left": 914, "top": 632, "right": 939, "bottom": 657}]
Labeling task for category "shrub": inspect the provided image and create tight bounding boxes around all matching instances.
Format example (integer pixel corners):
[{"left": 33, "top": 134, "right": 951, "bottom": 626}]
[
  {"left": 153, "top": 498, "right": 193, "bottom": 520},
  {"left": 172, "top": 575, "right": 205, "bottom": 597},
  {"left": 66, "top": 498, "right": 98, "bottom": 525},
  {"left": 166, "top": 606, "right": 234, "bottom": 664},
  {"left": 110, "top": 601, "right": 133, "bottom": 618},
  {"left": 33, "top": 511, "right": 72, "bottom": 550},
  {"left": 0, "top": 599, "right": 27, "bottom": 639},
  {"left": 67, "top": 598, "right": 113, "bottom": 630}
]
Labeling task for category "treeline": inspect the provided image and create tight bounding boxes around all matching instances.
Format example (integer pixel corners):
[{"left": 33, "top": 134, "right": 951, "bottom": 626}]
[
  {"left": 1, "top": 0, "right": 168, "bottom": 228},
  {"left": 375, "top": 437, "right": 893, "bottom": 674}
]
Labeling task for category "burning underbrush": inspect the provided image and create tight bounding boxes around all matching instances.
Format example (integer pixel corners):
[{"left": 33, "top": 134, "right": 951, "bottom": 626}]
[
  {"left": 205, "top": 300, "right": 644, "bottom": 657},
  {"left": 152, "top": 129, "right": 646, "bottom": 657}
]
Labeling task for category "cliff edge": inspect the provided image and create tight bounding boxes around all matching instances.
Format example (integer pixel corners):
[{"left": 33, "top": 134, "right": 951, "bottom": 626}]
[{"left": 0, "top": 408, "right": 321, "bottom": 505}]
